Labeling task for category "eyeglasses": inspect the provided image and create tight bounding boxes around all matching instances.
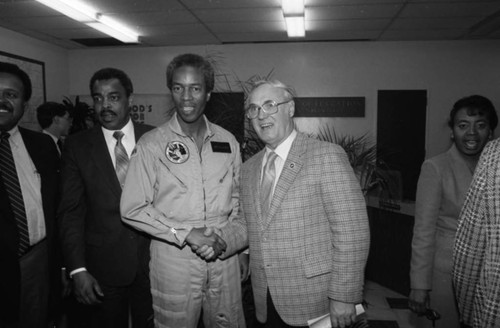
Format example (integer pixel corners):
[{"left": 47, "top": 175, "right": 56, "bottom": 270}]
[{"left": 245, "top": 99, "right": 292, "bottom": 119}]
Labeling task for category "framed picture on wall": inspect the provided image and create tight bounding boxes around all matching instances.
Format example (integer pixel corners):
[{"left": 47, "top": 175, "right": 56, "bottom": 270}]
[{"left": 0, "top": 50, "right": 46, "bottom": 131}]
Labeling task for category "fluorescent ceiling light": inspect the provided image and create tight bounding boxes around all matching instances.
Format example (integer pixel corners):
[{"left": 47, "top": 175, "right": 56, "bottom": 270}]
[
  {"left": 282, "top": 0, "right": 305, "bottom": 37},
  {"left": 86, "top": 22, "right": 138, "bottom": 43},
  {"left": 92, "top": 15, "right": 139, "bottom": 43},
  {"left": 36, "top": 0, "right": 95, "bottom": 22},
  {"left": 282, "top": 0, "right": 304, "bottom": 15},
  {"left": 285, "top": 16, "right": 305, "bottom": 37},
  {"left": 35, "top": 0, "right": 139, "bottom": 43}
]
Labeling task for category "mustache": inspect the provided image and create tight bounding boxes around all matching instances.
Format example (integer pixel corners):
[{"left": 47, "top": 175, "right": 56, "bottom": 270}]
[
  {"left": 0, "top": 102, "right": 13, "bottom": 112},
  {"left": 99, "top": 110, "right": 117, "bottom": 117}
]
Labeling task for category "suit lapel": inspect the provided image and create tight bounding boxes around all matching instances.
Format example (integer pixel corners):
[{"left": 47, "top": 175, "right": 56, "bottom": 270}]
[
  {"left": 249, "top": 151, "right": 266, "bottom": 229},
  {"left": 20, "top": 127, "right": 45, "bottom": 173},
  {"left": 89, "top": 127, "right": 122, "bottom": 197},
  {"left": 262, "top": 133, "right": 307, "bottom": 230}
]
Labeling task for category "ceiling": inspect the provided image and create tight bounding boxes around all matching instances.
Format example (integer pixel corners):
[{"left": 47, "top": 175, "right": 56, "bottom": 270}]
[{"left": 1, "top": 0, "right": 500, "bottom": 49}]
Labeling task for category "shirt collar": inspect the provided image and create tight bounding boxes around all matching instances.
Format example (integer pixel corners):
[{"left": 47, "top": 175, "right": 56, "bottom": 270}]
[
  {"left": 265, "top": 129, "right": 297, "bottom": 161},
  {"left": 4, "top": 125, "right": 19, "bottom": 136},
  {"left": 169, "top": 112, "right": 214, "bottom": 139},
  {"left": 101, "top": 117, "right": 134, "bottom": 139},
  {"left": 42, "top": 130, "right": 58, "bottom": 143}
]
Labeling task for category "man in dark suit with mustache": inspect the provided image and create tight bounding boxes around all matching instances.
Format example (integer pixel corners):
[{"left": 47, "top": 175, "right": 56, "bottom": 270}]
[
  {"left": 0, "top": 62, "right": 60, "bottom": 327},
  {"left": 58, "top": 68, "right": 153, "bottom": 328}
]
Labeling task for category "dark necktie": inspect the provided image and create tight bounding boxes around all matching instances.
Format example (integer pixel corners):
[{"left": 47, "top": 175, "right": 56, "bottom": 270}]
[
  {"left": 113, "top": 131, "right": 129, "bottom": 188},
  {"left": 261, "top": 151, "right": 278, "bottom": 216},
  {"left": 0, "top": 132, "right": 30, "bottom": 256}
]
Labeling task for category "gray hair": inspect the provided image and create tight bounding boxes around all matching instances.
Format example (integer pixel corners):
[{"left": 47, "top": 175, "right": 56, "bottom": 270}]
[{"left": 246, "top": 79, "right": 296, "bottom": 108}]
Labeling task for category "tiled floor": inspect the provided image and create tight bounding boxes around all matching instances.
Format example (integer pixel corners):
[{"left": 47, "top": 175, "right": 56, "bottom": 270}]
[{"left": 363, "top": 280, "right": 415, "bottom": 328}]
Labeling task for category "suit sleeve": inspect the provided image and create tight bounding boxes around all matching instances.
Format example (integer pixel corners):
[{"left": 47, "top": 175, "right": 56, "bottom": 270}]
[
  {"left": 323, "top": 146, "right": 370, "bottom": 303},
  {"left": 453, "top": 145, "right": 489, "bottom": 326},
  {"left": 410, "top": 161, "right": 442, "bottom": 290},
  {"left": 219, "top": 204, "right": 248, "bottom": 258},
  {"left": 57, "top": 138, "right": 88, "bottom": 272},
  {"left": 219, "top": 155, "right": 249, "bottom": 258},
  {"left": 120, "top": 141, "right": 193, "bottom": 246}
]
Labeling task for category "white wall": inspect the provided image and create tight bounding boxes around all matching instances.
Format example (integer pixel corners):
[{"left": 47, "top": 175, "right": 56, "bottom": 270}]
[
  {"left": 67, "top": 40, "right": 500, "bottom": 158},
  {"left": 1, "top": 26, "right": 69, "bottom": 102},
  {"left": 1, "top": 26, "right": 69, "bottom": 129}
]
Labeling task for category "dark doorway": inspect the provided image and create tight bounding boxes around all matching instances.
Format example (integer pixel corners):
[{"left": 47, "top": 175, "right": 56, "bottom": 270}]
[
  {"left": 366, "top": 90, "right": 427, "bottom": 296},
  {"left": 377, "top": 90, "right": 427, "bottom": 201}
]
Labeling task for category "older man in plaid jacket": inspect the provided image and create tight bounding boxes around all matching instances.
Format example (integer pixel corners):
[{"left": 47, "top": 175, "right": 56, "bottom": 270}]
[
  {"left": 453, "top": 137, "right": 500, "bottom": 328},
  {"left": 213, "top": 79, "right": 370, "bottom": 328}
]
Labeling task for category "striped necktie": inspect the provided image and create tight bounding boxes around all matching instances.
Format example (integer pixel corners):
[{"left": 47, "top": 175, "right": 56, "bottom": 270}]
[
  {"left": 0, "top": 132, "right": 30, "bottom": 256},
  {"left": 261, "top": 151, "right": 278, "bottom": 216},
  {"left": 113, "top": 131, "right": 129, "bottom": 188}
]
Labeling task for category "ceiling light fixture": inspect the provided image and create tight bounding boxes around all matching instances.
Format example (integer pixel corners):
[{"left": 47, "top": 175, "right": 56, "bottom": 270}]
[
  {"left": 282, "top": 0, "right": 305, "bottom": 15},
  {"left": 35, "top": 0, "right": 140, "bottom": 43},
  {"left": 284, "top": 16, "right": 305, "bottom": 38},
  {"left": 281, "top": 0, "right": 305, "bottom": 38}
]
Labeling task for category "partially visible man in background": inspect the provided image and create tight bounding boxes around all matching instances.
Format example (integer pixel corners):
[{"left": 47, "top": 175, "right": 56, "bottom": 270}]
[
  {"left": 36, "top": 101, "right": 73, "bottom": 155},
  {"left": 0, "top": 61, "right": 60, "bottom": 327}
]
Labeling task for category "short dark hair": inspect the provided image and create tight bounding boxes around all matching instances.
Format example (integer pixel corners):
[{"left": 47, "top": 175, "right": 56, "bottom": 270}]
[
  {"left": 89, "top": 68, "right": 133, "bottom": 97},
  {"left": 448, "top": 95, "right": 498, "bottom": 131},
  {"left": 0, "top": 61, "right": 32, "bottom": 101},
  {"left": 166, "top": 54, "right": 214, "bottom": 93},
  {"left": 36, "top": 101, "right": 69, "bottom": 129}
]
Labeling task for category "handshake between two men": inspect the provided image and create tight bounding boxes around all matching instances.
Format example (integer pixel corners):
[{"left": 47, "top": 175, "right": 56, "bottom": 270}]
[{"left": 185, "top": 226, "right": 226, "bottom": 261}]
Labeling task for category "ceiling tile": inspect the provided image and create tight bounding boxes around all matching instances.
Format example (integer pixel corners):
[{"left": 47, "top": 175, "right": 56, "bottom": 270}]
[
  {"left": 193, "top": 8, "right": 283, "bottom": 23},
  {"left": 0, "top": 1, "right": 62, "bottom": 17},
  {"left": 307, "top": 0, "right": 405, "bottom": 5},
  {"left": 380, "top": 28, "right": 466, "bottom": 40},
  {"left": 308, "top": 19, "right": 391, "bottom": 31},
  {"left": 401, "top": 2, "right": 500, "bottom": 18},
  {"left": 179, "top": 0, "right": 280, "bottom": 9},
  {"left": 85, "top": 0, "right": 184, "bottom": 13},
  {"left": 391, "top": 17, "right": 482, "bottom": 30},
  {"left": 0, "top": 0, "right": 498, "bottom": 48},
  {"left": 208, "top": 21, "right": 285, "bottom": 34},
  {"left": 109, "top": 10, "right": 198, "bottom": 26},
  {"left": 307, "top": 4, "right": 403, "bottom": 20}
]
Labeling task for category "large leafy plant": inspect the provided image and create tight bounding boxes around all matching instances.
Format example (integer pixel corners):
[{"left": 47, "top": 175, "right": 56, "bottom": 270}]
[{"left": 316, "top": 126, "right": 396, "bottom": 197}]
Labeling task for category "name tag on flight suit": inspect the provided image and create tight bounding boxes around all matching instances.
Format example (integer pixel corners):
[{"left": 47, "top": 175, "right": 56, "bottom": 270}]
[{"left": 211, "top": 142, "right": 231, "bottom": 153}]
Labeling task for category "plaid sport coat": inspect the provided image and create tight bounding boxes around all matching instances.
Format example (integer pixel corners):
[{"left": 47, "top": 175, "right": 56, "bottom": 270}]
[
  {"left": 453, "top": 138, "right": 500, "bottom": 328},
  {"left": 221, "top": 132, "right": 370, "bottom": 326}
]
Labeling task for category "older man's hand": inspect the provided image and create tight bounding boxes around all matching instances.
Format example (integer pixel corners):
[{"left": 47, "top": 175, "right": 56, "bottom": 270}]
[
  {"left": 186, "top": 227, "right": 226, "bottom": 260},
  {"left": 329, "top": 300, "right": 356, "bottom": 328}
]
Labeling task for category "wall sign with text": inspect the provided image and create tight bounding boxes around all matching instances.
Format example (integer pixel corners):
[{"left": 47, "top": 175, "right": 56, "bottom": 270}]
[{"left": 294, "top": 97, "right": 365, "bottom": 117}]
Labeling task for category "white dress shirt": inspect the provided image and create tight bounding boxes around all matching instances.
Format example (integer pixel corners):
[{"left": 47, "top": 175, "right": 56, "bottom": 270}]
[
  {"left": 261, "top": 129, "right": 297, "bottom": 195},
  {"left": 7, "top": 126, "right": 46, "bottom": 245},
  {"left": 101, "top": 118, "right": 136, "bottom": 167}
]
